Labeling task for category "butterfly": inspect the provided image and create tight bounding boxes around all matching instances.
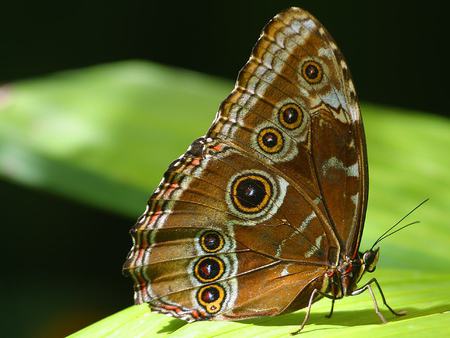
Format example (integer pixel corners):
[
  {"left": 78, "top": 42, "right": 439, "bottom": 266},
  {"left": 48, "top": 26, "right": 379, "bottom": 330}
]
[{"left": 123, "top": 7, "right": 406, "bottom": 334}]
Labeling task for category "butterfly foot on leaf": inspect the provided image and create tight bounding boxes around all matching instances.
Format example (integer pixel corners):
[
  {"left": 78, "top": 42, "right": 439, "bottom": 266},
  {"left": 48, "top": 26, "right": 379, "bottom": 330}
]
[
  {"left": 385, "top": 303, "right": 406, "bottom": 317},
  {"left": 377, "top": 313, "right": 388, "bottom": 324},
  {"left": 290, "top": 319, "right": 310, "bottom": 335},
  {"left": 290, "top": 328, "right": 303, "bottom": 336},
  {"left": 324, "top": 299, "right": 335, "bottom": 319}
]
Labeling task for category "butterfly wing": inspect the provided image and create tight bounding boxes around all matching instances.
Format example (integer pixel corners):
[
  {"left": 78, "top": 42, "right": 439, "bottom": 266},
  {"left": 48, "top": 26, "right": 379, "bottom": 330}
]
[
  {"left": 124, "top": 7, "right": 368, "bottom": 320},
  {"left": 123, "top": 138, "right": 331, "bottom": 320},
  {"left": 209, "top": 7, "right": 368, "bottom": 258}
]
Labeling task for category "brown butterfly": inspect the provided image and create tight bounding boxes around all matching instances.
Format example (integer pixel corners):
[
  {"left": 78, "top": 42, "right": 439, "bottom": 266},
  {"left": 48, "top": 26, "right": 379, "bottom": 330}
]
[{"left": 123, "top": 7, "right": 405, "bottom": 334}]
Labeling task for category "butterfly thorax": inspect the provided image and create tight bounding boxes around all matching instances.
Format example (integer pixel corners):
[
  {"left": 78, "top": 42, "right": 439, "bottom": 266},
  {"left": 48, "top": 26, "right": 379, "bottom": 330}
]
[{"left": 324, "top": 248, "right": 380, "bottom": 297}]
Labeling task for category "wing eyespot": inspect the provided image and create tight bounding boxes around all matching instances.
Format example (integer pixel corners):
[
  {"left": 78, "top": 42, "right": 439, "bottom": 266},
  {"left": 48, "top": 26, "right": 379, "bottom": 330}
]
[
  {"left": 278, "top": 103, "right": 304, "bottom": 130},
  {"left": 301, "top": 60, "right": 323, "bottom": 84},
  {"left": 230, "top": 174, "right": 273, "bottom": 214},
  {"left": 257, "top": 127, "right": 284, "bottom": 154},
  {"left": 200, "top": 231, "right": 224, "bottom": 253},
  {"left": 194, "top": 256, "right": 225, "bottom": 283},
  {"left": 197, "top": 284, "right": 226, "bottom": 314}
]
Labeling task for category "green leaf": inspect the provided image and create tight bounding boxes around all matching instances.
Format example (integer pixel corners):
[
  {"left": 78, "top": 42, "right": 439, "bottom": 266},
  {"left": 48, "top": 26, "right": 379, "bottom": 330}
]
[
  {"left": 0, "top": 61, "right": 232, "bottom": 215},
  {"left": 69, "top": 270, "right": 450, "bottom": 338},
  {"left": 1, "top": 61, "right": 449, "bottom": 337}
]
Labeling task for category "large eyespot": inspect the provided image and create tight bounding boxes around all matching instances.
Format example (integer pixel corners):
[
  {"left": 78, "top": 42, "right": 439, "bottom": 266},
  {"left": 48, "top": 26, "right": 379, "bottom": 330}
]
[
  {"left": 194, "top": 256, "right": 225, "bottom": 283},
  {"left": 230, "top": 174, "right": 272, "bottom": 214},
  {"left": 197, "top": 284, "right": 225, "bottom": 314},
  {"left": 301, "top": 60, "right": 323, "bottom": 84},
  {"left": 278, "top": 103, "right": 303, "bottom": 130},
  {"left": 226, "top": 170, "right": 286, "bottom": 225},
  {"left": 257, "top": 127, "right": 284, "bottom": 154},
  {"left": 200, "top": 231, "right": 224, "bottom": 253}
]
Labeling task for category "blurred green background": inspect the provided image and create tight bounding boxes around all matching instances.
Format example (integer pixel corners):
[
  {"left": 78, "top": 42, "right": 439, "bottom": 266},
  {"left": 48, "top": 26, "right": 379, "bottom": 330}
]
[{"left": 1, "top": 1, "right": 449, "bottom": 337}]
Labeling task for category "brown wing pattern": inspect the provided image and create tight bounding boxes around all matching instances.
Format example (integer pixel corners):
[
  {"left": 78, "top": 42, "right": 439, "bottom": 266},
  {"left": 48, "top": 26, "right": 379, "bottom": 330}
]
[
  {"left": 124, "top": 137, "right": 329, "bottom": 320},
  {"left": 208, "top": 7, "right": 368, "bottom": 257},
  {"left": 123, "top": 7, "right": 367, "bottom": 321}
]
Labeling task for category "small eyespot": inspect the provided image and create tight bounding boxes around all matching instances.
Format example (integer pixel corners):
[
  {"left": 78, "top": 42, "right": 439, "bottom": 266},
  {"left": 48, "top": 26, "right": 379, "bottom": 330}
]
[
  {"left": 197, "top": 284, "right": 225, "bottom": 314},
  {"left": 257, "top": 127, "right": 284, "bottom": 154},
  {"left": 230, "top": 174, "right": 272, "bottom": 214},
  {"left": 278, "top": 103, "right": 303, "bottom": 130},
  {"left": 301, "top": 60, "right": 323, "bottom": 84},
  {"left": 200, "top": 231, "right": 224, "bottom": 253},
  {"left": 194, "top": 256, "right": 225, "bottom": 283}
]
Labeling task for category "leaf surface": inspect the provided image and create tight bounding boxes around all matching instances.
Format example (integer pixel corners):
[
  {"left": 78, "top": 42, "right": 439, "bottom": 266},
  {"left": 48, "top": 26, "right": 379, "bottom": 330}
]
[{"left": 1, "top": 61, "right": 449, "bottom": 337}]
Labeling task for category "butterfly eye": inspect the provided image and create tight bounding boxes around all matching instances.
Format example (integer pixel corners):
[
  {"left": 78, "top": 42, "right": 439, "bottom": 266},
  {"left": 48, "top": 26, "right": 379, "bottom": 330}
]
[
  {"left": 363, "top": 248, "right": 380, "bottom": 273},
  {"left": 257, "top": 127, "right": 284, "bottom": 153},
  {"left": 200, "top": 231, "right": 224, "bottom": 253},
  {"left": 197, "top": 284, "right": 225, "bottom": 314},
  {"left": 231, "top": 174, "right": 272, "bottom": 214},
  {"left": 278, "top": 103, "right": 303, "bottom": 130},
  {"left": 194, "top": 256, "right": 225, "bottom": 283},
  {"left": 301, "top": 60, "right": 323, "bottom": 84}
]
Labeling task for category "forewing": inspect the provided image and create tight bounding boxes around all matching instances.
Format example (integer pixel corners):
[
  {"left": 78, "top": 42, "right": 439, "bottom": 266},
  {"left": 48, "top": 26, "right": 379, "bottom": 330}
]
[{"left": 208, "top": 7, "right": 368, "bottom": 257}]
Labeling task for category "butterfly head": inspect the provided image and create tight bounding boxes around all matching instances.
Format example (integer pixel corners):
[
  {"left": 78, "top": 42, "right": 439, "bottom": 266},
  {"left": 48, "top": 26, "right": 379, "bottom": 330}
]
[{"left": 362, "top": 247, "right": 380, "bottom": 273}]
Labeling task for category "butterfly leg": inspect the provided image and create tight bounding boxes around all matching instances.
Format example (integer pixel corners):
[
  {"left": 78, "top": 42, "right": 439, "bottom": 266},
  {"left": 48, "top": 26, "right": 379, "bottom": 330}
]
[
  {"left": 351, "top": 278, "right": 406, "bottom": 324},
  {"left": 371, "top": 278, "right": 406, "bottom": 316},
  {"left": 353, "top": 282, "right": 387, "bottom": 323},
  {"left": 291, "top": 288, "right": 319, "bottom": 335},
  {"left": 291, "top": 289, "right": 338, "bottom": 335},
  {"left": 325, "top": 298, "right": 335, "bottom": 318}
]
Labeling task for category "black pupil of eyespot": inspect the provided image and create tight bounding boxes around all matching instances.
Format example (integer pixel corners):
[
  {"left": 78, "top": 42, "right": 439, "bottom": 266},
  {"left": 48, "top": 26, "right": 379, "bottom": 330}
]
[
  {"left": 262, "top": 132, "right": 278, "bottom": 148},
  {"left": 283, "top": 108, "right": 298, "bottom": 124},
  {"left": 305, "top": 64, "right": 319, "bottom": 79},
  {"left": 201, "top": 287, "right": 220, "bottom": 303},
  {"left": 204, "top": 232, "right": 220, "bottom": 250},
  {"left": 198, "top": 258, "right": 220, "bottom": 279},
  {"left": 236, "top": 178, "right": 266, "bottom": 208}
]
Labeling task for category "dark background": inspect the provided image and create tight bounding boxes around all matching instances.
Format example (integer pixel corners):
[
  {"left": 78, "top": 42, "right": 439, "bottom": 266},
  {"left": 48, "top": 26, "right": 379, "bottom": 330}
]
[
  {"left": 2, "top": 1, "right": 450, "bottom": 116},
  {"left": 1, "top": 1, "right": 449, "bottom": 337}
]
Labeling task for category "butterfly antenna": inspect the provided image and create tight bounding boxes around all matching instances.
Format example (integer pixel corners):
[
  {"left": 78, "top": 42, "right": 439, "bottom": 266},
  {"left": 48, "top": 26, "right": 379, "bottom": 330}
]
[{"left": 370, "top": 198, "right": 429, "bottom": 250}]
